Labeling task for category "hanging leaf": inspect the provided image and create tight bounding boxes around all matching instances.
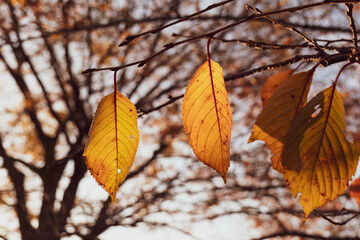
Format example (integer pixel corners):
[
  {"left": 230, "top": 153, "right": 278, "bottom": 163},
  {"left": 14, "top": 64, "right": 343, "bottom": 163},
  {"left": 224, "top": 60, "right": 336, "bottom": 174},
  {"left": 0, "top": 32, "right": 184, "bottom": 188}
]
[
  {"left": 83, "top": 90, "right": 139, "bottom": 203},
  {"left": 350, "top": 177, "right": 360, "bottom": 208},
  {"left": 261, "top": 69, "right": 294, "bottom": 107},
  {"left": 182, "top": 59, "right": 232, "bottom": 182},
  {"left": 282, "top": 86, "right": 360, "bottom": 218},
  {"left": 249, "top": 70, "right": 314, "bottom": 172}
]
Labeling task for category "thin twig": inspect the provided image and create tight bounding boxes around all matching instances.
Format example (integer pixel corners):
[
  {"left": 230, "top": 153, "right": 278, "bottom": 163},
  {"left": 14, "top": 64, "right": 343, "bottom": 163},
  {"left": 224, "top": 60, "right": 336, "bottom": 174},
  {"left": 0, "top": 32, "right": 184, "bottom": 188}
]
[
  {"left": 313, "top": 209, "right": 360, "bottom": 225},
  {"left": 53, "top": 148, "right": 84, "bottom": 165},
  {"left": 254, "top": 230, "right": 360, "bottom": 240},
  {"left": 83, "top": 0, "right": 356, "bottom": 75},
  {"left": 118, "top": 0, "right": 235, "bottom": 46},
  {"left": 143, "top": 221, "right": 205, "bottom": 240},
  {"left": 315, "top": 38, "right": 353, "bottom": 44},
  {"left": 172, "top": 34, "right": 348, "bottom": 52},
  {"left": 138, "top": 95, "right": 184, "bottom": 117},
  {"left": 224, "top": 53, "right": 323, "bottom": 81},
  {"left": 345, "top": 3, "right": 358, "bottom": 48},
  {"left": 246, "top": 4, "right": 315, "bottom": 47}
]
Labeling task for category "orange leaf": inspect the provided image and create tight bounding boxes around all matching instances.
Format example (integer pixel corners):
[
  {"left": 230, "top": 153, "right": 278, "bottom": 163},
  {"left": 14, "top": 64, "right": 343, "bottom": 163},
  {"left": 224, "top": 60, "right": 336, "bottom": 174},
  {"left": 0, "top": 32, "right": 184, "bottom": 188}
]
[
  {"left": 182, "top": 59, "right": 232, "bottom": 182},
  {"left": 261, "top": 69, "right": 294, "bottom": 107},
  {"left": 350, "top": 177, "right": 360, "bottom": 208},
  {"left": 249, "top": 70, "right": 314, "bottom": 172},
  {"left": 282, "top": 86, "right": 360, "bottom": 217},
  {"left": 83, "top": 90, "right": 139, "bottom": 203}
]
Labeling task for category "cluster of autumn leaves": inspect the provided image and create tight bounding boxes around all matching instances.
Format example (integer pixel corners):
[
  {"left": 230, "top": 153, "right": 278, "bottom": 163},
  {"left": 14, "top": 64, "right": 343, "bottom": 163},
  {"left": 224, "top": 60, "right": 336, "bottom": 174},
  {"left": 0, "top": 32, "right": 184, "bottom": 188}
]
[
  {"left": 83, "top": 58, "right": 360, "bottom": 217},
  {"left": 250, "top": 67, "right": 360, "bottom": 217}
]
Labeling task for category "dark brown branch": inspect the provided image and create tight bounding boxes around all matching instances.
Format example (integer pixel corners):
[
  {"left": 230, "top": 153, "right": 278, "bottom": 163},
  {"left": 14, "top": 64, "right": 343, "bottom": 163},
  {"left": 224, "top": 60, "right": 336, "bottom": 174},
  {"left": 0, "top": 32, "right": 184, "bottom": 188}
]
[
  {"left": 313, "top": 209, "right": 360, "bottom": 225},
  {"left": 142, "top": 221, "right": 205, "bottom": 240},
  {"left": 225, "top": 54, "right": 322, "bottom": 81},
  {"left": 314, "top": 38, "right": 353, "bottom": 45},
  {"left": 119, "top": 0, "right": 236, "bottom": 46},
  {"left": 37, "top": 152, "right": 68, "bottom": 235},
  {"left": 193, "top": 207, "right": 304, "bottom": 222},
  {"left": 246, "top": 4, "right": 315, "bottom": 47},
  {"left": 84, "top": 143, "right": 168, "bottom": 238},
  {"left": 12, "top": 158, "right": 40, "bottom": 174},
  {"left": 2, "top": 14, "right": 360, "bottom": 49},
  {"left": 58, "top": 153, "right": 87, "bottom": 231},
  {"left": 53, "top": 148, "right": 84, "bottom": 165},
  {"left": 83, "top": 1, "right": 357, "bottom": 75},
  {"left": 119, "top": 0, "right": 359, "bottom": 47},
  {"left": 0, "top": 234, "right": 9, "bottom": 240},
  {"left": 198, "top": 0, "right": 359, "bottom": 41},
  {"left": 128, "top": 34, "right": 165, "bottom": 98},
  {"left": 254, "top": 231, "right": 360, "bottom": 240},
  {"left": 61, "top": 2, "right": 91, "bottom": 134},
  {"left": 84, "top": 7, "right": 96, "bottom": 98},
  {"left": 4, "top": 30, "right": 71, "bottom": 145},
  {"left": 345, "top": 3, "right": 358, "bottom": 48},
  {"left": 0, "top": 52, "right": 50, "bottom": 145},
  {"left": 2, "top": 2, "right": 65, "bottom": 138},
  {"left": 127, "top": 142, "right": 168, "bottom": 179},
  {"left": 174, "top": 34, "right": 348, "bottom": 52},
  {"left": 138, "top": 95, "right": 184, "bottom": 117},
  {"left": 82, "top": 197, "right": 112, "bottom": 239},
  {"left": 0, "top": 136, "right": 35, "bottom": 238},
  {"left": 35, "top": 18, "right": 73, "bottom": 114},
  {"left": 135, "top": 64, "right": 182, "bottom": 108}
]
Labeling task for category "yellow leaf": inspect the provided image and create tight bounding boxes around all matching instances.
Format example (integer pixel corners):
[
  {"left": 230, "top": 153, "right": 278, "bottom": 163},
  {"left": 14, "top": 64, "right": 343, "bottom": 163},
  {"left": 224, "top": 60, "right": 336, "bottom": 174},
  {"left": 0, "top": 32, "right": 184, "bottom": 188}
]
[
  {"left": 83, "top": 90, "right": 139, "bottom": 203},
  {"left": 249, "top": 70, "right": 314, "bottom": 172},
  {"left": 282, "top": 86, "right": 360, "bottom": 218},
  {"left": 350, "top": 177, "right": 360, "bottom": 209},
  {"left": 261, "top": 69, "right": 294, "bottom": 107},
  {"left": 182, "top": 59, "right": 232, "bottom": 182}
]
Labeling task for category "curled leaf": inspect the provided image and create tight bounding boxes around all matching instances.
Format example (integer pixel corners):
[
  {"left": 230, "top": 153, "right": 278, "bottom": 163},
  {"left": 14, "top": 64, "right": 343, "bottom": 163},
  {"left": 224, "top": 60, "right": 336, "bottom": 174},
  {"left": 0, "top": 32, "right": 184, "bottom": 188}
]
[
  {"left": 249, "top": 70, "right": 314, "bottom": 172},
  {"left": 182, "top": 59, "right": 232, "bottom": 182},
  {"left": 282, "top": 86, "right": 360, "bottom": 217},
  {"left": 83, "top": 90, "right": 139, "bottom": 203}
]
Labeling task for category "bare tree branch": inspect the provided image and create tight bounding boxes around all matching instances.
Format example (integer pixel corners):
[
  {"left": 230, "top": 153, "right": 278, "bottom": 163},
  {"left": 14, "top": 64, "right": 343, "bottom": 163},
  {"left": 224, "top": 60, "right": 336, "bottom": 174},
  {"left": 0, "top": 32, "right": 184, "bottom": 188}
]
[
  {"left": 345, "top": 3, "right": 358, "bottom": 48},
  {"left": 0, "top": 136, "right": 35, "bottom": 238},
  {"left": 254, "top": 231, "right": 360, "bottom": 240}
]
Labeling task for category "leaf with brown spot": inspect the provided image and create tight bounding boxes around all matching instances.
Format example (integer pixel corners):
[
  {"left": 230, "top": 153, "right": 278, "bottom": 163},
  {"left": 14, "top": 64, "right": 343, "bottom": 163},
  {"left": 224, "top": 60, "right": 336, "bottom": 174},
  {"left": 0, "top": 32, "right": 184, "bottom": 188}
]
[
  {"left": 182, "top": 59, "right": 232, "bottom": 182},
  {"left": 83, "top": 90, "right": 139, "bottom": 203}
]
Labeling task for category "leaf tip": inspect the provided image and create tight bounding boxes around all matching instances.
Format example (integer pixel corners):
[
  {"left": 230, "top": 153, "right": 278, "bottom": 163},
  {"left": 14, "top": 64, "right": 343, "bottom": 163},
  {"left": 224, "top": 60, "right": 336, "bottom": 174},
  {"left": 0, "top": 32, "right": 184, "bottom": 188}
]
[
  {"left": 304, "top": 211, "right": 311, "bottom": 220},
  {"left": 82, "top": 150, "right": 87, "bottom": 158},
  {"left": 222, "top": 175, "right": 227, "bottom": 184},
  {"left": 248, "top": 134, "right": 255, "bottom": 143},
  {"left": 111, "top": 194, "right": 116, "bottom": 205}
]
